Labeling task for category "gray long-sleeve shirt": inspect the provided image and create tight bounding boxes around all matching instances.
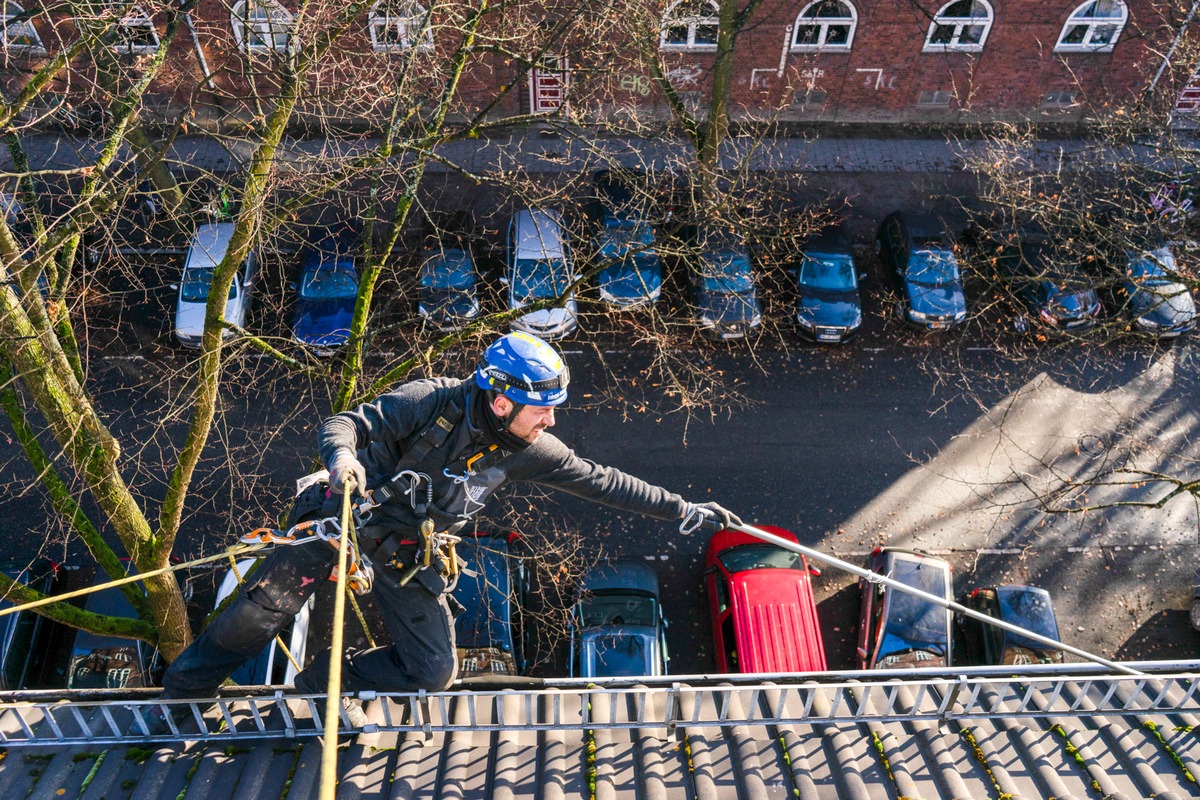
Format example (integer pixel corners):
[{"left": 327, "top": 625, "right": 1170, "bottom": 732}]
[{"left": 319, "top": 378, "right": 688, "bottom": 534}]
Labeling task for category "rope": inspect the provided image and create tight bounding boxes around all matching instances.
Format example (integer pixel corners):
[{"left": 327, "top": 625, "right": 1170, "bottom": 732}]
[
  {"left": 319, "top": 481, "right": 356, "bottom": 800},
  {"left": 724, "top": 520, "right": 1142, "bottom": 677},
  {"left": 0, "top": 542, "right": 270, "bottom": 620}
]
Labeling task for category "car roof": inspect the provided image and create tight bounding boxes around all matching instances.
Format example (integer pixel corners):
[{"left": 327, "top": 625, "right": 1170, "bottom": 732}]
[
  {"left": 513, "top": 209, "right": 565, "bottom": 260},
  {"left": 903, "top": 213, "right": 954, "bottom": 242},
  {"left": 185, "top": 222, "right": 236, "bottom": 270},
  {"left": 805, "top": 224, "right": 851, "bottom": 255},
  {"left": 729, "top": 568, "right": 827, "bottom": 673},
  {"left": 579, "top": 560, "right": 659, "bottom": 596}
]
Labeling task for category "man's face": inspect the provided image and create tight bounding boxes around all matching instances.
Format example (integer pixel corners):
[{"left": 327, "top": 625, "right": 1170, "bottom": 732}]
[{"left": 494, "top": 397, "right": 556, "bottom": 443}]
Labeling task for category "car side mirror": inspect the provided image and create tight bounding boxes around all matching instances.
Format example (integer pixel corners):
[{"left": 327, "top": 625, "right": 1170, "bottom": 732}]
[
  {"left": 169, "top": 283, "right": 179, "bottom": 290},
  {"left": 859, "top": 272, "right": 867, "bottom": 280},
  {"left": 702, "top": 565, "right": 718, "bottom": 577},
  {"left": 500, "top": 277, "right": 509, "bottom": 285},
  {"left": 288, "top": 282, "right": 297, "bottom": 291}
]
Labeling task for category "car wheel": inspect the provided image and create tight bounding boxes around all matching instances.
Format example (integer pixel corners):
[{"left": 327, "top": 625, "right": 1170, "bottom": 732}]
[{"left": 1013, "top": 315, "right": 1029, "bottom": 333}]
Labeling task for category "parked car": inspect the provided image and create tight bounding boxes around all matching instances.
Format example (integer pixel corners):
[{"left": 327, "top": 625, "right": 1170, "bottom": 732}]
[
  {"left": 857, "top": 547, "right": 953, "bottom": 670},
  {"left": 213, "top": 558, "right": 314, "bottom": 686},
  {"left": 705, "top": 525, "right": 826, "bottom": 674},
  {"left": 792, "top": 223, "right": 863, "bottom": 343},
  {"left": 1110, "top": 244, "right": 1197, "bottom": 337},
  {"left": 418, "top": 245, "right": 481, "bottom": 330},
  {"left": 505, "top": 208, "right": 577, "bottom": 340},
  {"left": 689, "top": 228, "right": 762, "bottom": 340},
  {"left": 569, "top": 560, "right": 669, "bottom": 678},
  {"left": 957, "top": 584, "right": 1064, "bottom": 666},
  {"left": 591, "top": 170, "right": 663, "bottom": 308},
  {"left": 973, "top": 226, "right": 1103, "bottom": 332},
  {"left": 0, "top": 558, "right": 65, "bottom": 690},
  {"left": 292, "top": 235, "right": 358, "bottom": 354},
  {"left": 174, "top": 221, "right": 259, "bottom": 347},
  {"left": 875, "top": 212, "right": 967, "bottom": 330},
  {"left": 67, "top": 571, "right": 157, "bottom": 689},
  {"left": 453, "top": 532, "right": 528, "bottom": 678}
]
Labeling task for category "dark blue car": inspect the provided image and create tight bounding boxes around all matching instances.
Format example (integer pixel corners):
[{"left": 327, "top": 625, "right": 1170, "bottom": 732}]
[
  {"left": 1115, "top": 245, "right": 1197, "bottom": 337},
  {"left": 292, "top": 237, "right": 359, "bottom": 354},
  {"left": 793, "top": 224, "right": 863, "bottom": 343},
  {"left": 569, "top": 560, "right": 669, "bottom": 678},
  {"left": 453, "top": 533, "right": 528, "bottom": 678},
  {"left": 596, "top": 222, "right": 662, "bottom": 307},
  {"left": 418, "top": 247, "right": 480, "bottom": 330},
  {"left": 876, "top": 212, "right": 967, "bottom": 330}
]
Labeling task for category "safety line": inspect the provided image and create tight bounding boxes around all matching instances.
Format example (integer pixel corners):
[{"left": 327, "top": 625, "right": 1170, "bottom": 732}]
[
  {"left": 0, "top": 543, "right": 270, "bottom": 619},
  {"left": 728, "top": 522, "right": 1141, "bottom": 677},
  {"left": 320, "top": 482, "right": 356, "bottom": 800}
]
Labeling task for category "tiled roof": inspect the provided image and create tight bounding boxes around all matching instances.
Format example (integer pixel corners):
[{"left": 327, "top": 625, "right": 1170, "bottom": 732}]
[{"left": 2, "top": 662, "right": 1199, "bottom": 799}]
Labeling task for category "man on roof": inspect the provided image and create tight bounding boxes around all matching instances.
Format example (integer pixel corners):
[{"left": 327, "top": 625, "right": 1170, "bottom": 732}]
[{"left": 156, "top": 331, "right": 738, "bottom": 714}]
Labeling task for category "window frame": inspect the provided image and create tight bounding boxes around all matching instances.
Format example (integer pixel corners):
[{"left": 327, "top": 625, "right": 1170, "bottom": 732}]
[
  {"left": 659, "top": 0, "right": 719, "bottom": 52},
  {"left": 367, "top": 0, "right": 434, "bottom": 53},
  {"left": 791, "top": 0, "right": 857, "bottom": 52},
  {"left": 1054, "top": 0, "right": 1127, "bottom": 53},
  {"left": 2, "top": 1, "right": 45, "bottom": 55},
  {"left": 113, "top": 4, "right": 160, "bottom": 55},
  {"left": 230, "top": 0, "right": 294, "bottom": 53},
  {"left": 922, "top": 0, "right": 993, "bottom": 53}
]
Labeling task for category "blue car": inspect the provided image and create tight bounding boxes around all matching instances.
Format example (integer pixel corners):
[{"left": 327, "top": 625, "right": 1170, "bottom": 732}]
[
  {"left": 596, "top": 222, "right": 662, "bottom": 307},
  {"left": 453, "top": 533, "right": 528, "bottom": 678},
  {"left": 418, "top": 246, "right": 480, "bottom": 330},
  {"left": 1114, "top": 245, "right": 1197, "bottom": 337},
  {"left": 292, "top": 237, "right": 359, "bottom": 354},
  {"left": 793, "top": 224, "right": 863, "bottom": 343},
  {"left": 689, "top": 229, "right": 762, "bottom": 340},
  {"left": 569, "top": 560, "right": 669, "bottom": 678},
  {"left": 876, "top": 212, "right": 967, "bottom": 330}
]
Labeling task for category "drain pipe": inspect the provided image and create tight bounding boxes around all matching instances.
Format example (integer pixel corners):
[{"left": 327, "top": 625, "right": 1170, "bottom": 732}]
[
  {"left": 1149, "top": 0, "right": 1200, "bottom": 96},
  {"left": 185, "top": 12, "right": 217, "bottom": 92},
  {"left": 710, "top": 520, "right": 1142, "bottom": 677}
]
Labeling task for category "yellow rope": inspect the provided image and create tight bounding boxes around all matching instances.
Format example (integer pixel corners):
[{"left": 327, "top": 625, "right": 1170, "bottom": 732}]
[
  {"left": 319, "top": 482, "right": 356, "bottom": 800},
  {"left": 0, "top": 543, "right": 268, "bottom": 619}
]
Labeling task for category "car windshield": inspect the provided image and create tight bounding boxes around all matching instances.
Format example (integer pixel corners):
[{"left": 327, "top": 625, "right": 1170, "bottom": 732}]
[
  {"left": 181, "top": 267, "right": 235, "bottom": 303},
  {"left": 512, "top": 258, "right": 570, "bottom": 300},
  {"left": 579, "top": 591, "right": 657, "bottom": 628},
  {"left": 1126, "top": 248, "right": 1176, "bottom": 286},
  {"left": 599, "top": 223, "right": 654, "bottom": 258},
  {"left": 589, "top": 633, "right": 649, "bottom": 677},
  {"left": 421, "top": 250, "right": 476, "bottom": 289},
  {"left": 907, "top": 249, "right": 961, "bottom": 286},
  {"left": 299, "top": 265, "right": 357, "bottom": 300},
  {"left": 700, "top": 253, "right": 754, "bottom": 293},
  {"left": 799, "top": 253, "right": 856, "bottom": 291},
  {"left": 997, "top": 587, "right": 1060, "bottom": 651},
  {"left": 719, "top": 544, "right": 806, "bottom": 573},
  {"left": 882, "top": 559, "right": 948, "bottom": 647}
]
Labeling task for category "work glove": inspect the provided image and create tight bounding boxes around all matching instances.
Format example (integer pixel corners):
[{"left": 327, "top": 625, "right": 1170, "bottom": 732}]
[
  {"left": 680, "top": 501, "right": 743, "bottom": 534},
  {"left": 328, "top": 451, "right": 367, "bottom": 496}
]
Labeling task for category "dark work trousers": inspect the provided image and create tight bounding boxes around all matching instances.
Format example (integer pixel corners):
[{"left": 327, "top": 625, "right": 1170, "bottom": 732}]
[{"left": 160, "top": 538, "right": 458, "bottom": 699}]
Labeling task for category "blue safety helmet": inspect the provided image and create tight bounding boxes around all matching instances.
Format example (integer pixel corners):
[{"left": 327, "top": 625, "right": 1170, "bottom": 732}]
[{"left": 475, "top": 332, "right": 570, "bottom": 407}]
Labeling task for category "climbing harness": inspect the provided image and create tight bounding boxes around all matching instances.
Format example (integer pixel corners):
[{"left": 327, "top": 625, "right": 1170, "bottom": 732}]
[{"left": 239, "top": 514, "right": 374, "bottom": 596}]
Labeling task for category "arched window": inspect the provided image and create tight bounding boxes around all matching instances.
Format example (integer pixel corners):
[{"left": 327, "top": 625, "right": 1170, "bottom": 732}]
[
  {"left": 2, "top": 1, "right": 44, "bottom": 54},
  {"left": 660, "top": 0, "right": 719, "bottom": 51},
  {"left": 368, "top": 1, "right": 433, "bottom": 53},
  {"left": 114, "top": 5, "right": 160, "bottom": 54},
  {"left": 231, "top": 0, "right": 293, "bottom": 53},
  {"left": 791, "top": 0, "right": 856, "bottom": 51},
  {"left": 1055, "top": 0, "right": 1127, "bottom": 52},
  {"left": 923, "top": 0, "right": 993, "bottom": 52}
]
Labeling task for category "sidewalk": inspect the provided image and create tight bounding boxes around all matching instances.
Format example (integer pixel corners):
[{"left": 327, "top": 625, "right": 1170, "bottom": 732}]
[{"left": 5, "top": 130, "right": 1176, "bottom": 177}]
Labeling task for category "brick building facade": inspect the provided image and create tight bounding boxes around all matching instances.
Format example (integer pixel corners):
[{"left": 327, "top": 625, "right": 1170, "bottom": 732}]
[{"left": 0, "top": 0, "right": 1192, "bottom": 131}]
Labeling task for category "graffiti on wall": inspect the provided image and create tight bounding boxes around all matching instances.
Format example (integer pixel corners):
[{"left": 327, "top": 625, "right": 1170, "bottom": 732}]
[
  {"left": 855, "top": 68, "right": 897, "bottom": 91},
  {"left": 619, "top": 73, "right": 653, "bottom": 96},
  {"left": 666, "top": 65, "right": 703, "bottom": 88}
]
